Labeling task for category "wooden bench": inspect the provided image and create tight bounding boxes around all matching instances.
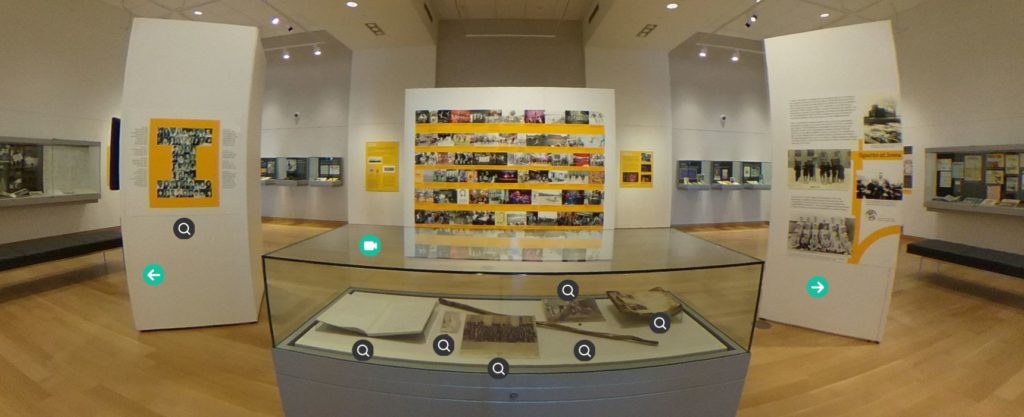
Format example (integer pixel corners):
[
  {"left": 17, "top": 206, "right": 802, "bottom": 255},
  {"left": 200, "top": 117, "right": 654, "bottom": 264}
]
[
  {"left": 907, "top": 239, "right": 1024, "bottom": 278},
  {"left": 0, "top": 227, "right": 122, "bottom": 273}
]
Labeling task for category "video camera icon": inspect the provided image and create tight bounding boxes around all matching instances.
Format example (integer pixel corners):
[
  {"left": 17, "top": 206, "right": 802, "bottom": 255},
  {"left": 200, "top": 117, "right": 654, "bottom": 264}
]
[{"left": 359, "top": 235, "right": 382, "bottom": 257}]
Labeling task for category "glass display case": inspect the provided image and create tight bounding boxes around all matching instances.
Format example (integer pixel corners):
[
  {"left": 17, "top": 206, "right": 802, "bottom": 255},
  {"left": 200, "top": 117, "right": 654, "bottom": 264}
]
[
  {"left": 924, "top": 145, "right": 1024, "bottom": 217},
  {"left": 264, "top": 225, "right": 762, "bottom": 416},
  {"left": 310, "top": 157, "right": 343, "bottom": 187},
  {"left": 711, "top": 161, "right": 742, "bottom": 189},
  {"left": 741, "top": 162, "right": 772, "bottom": 190},
  {"left": 260, "top": 157, "right": 278, "bottom": 184},
  {"left": 676, "top": 160, "right": 709, "bottom": 190},
  {"left": 268, "top": 157, "right": 309, "bottom": 186},
  {"left": 0, "top": 137, "right": 101, "bottom": 207}
]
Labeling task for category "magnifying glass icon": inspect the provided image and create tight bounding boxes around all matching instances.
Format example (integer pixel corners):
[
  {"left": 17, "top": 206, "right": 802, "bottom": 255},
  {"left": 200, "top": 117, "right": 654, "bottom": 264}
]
[
  {"left": 173, "top": 218, "right": 195, "bottom": 240},
  {"left": 557, "top": 279, "right": 579, "bottom": 301},
  {"left": 487, "top": 358, "right": 509, "bottom": 379},
  {"left": 650, "top": 313, "right": 671, "bottom": 334},
  {"left": 352, "top": 340, "right": 374, "bottom": 361},
  {"left": 177, "top": 223, "right": 192, "bottom": 236},
  {"left": 438, "top": 339, "right": 451, "bottom": 353},
  {"left": 433, "top": 334, "right": 455, "bottom": 356},
  {"left": 574, "top": 340, "right": 595, "bottom": 362}
]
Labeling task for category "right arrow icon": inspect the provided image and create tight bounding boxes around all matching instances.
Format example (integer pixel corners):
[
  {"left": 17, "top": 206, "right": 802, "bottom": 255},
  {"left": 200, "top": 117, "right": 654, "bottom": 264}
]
[{"left": 806, "top": 276, "right": 829, "bottom": 299}]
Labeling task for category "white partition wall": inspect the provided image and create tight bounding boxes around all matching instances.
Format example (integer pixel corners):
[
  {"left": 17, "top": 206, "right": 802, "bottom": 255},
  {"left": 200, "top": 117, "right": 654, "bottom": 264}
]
[
  {"left": 120, "top": 18, "right": 265, "bottom": 330},
  {"left": 760, "top": 21, "right": 904, "bottom": 341}
]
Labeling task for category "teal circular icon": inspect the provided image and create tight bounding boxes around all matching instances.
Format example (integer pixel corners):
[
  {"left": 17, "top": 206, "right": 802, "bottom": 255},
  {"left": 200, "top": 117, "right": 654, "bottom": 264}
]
[
  {"left": 359, "top": 235, "right": 382, "bottom": 257},
  {"left": 143, "top": 264, "right": 165, "bottom": 287},
  {"left": 806, "top": 276, "right": 829, "bottom": 299}
]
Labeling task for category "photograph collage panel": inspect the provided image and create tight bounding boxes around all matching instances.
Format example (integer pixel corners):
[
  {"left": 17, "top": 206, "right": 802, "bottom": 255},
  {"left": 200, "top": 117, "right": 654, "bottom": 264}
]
[
  {"left": 416, "top": 109, "right": 604, "bottom": 126},
  {"left": 787, "top": 215, "right": 855, "bottom": 258},
  {"left": 155, "top": 126, "right": 214, "bottom": 199},
  {"left": 787, "top": 149, "right": 852, "bottom": 191}
]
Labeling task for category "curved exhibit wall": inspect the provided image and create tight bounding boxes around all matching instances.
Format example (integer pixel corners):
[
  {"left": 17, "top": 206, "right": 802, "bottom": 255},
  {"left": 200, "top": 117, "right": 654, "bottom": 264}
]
[{"left": 0, "top": 0, "right": 128, "bottom": 244}]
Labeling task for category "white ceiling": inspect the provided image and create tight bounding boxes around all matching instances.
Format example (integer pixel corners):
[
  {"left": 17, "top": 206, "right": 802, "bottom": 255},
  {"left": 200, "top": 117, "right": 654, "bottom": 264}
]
[
  {"left": 427, "top": 0, "right": 592, "bottom": 20},
  {"left": 96, "top": 0, "right": 935, "bottom": 51}
]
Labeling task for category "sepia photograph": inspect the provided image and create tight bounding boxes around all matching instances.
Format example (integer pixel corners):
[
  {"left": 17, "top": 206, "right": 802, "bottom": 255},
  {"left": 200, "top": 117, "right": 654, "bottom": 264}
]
[
  {"left": 787, "top": 215, "right": 855, "bottom": 257},
  {"left": 787, "top": 149, "right": 852, "bottom": 191},
  {"left": 565, "top": 110, "right": 590, "bottom": 125},
  {"left": 461, "top": 315, "right": 539, "bottom": 358},
  {"left": 532, "top": 190, "right": 562, "bottom": 205},
  {"left": 543, "top": 298, "right": 605, "bottom": 322},
  {"left": 863, "top": 99, "right": 902, "bottom": 144},
  {"left": 856, "top": 160, "right": 904, "bottom": 200}
]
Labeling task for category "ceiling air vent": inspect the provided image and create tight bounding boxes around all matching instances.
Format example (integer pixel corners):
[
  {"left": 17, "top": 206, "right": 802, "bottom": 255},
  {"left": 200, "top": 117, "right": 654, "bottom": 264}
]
[
  {"left": 365, "top": 22, "right": 386, "bottom": 36},
  {"left": 636, "top": 24, "right": 657, "bottom": 38}
]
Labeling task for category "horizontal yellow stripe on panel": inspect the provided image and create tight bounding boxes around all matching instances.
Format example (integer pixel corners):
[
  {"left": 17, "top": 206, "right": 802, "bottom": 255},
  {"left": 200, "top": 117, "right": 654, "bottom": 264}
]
[
  {"left": 414, "top": 146, "right": 604, "bottom": 154},
  {"left": 414, "top": 165, "right": 605, "bottom": 172},
  {"left": 414, "top": 235, "right": 604, "bottom": 249},
  {"left": 415, "top": 182, "right": 605, "bottom": 191},
  {"left": 415, "top": 224, "right": 604, "bottom": 232},
  {"left": 415, "top": 123, "right": 605, "bottom": 135},
  {"left": 415, "top": 203, "right": 604, "bottom": 213}
]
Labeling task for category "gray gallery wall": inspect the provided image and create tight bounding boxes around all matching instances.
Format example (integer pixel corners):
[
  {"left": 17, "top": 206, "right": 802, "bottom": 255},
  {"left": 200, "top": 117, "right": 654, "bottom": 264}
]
[{"left": 436, "top": 19, "right": 585, "bottom": 88}]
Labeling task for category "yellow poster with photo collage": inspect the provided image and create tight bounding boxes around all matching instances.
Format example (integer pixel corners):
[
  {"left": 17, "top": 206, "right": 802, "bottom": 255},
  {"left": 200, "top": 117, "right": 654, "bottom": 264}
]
[
  {"left": 148, "top": 118, "right": 219, "bottom": 208},
  {"left": 619, "top": 150, "right": 653, "bottom": 188}
]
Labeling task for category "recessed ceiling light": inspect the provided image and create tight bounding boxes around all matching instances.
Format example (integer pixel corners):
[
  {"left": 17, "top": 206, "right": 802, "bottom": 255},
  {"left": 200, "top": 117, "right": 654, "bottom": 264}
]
[
  {"left": 282, "top": 49, "right": 290, "bottom": 60},
  {"left": 192, "top": 10, "right": 203, "bottom": 16},
  {"left": 271, "top": 17, "right": 280, "bottom": 25},
  {"left": 313, "top": 46, "right": 322, "bottom": 56},
  {"left": 820, "top": 13, "right": 831, "bottom": 18},
  {"left": 731, "top": 50, "right": 740, "bottom": 62},
  {"left": 346, "top": 1, "right": 358, "bottom": 7},
  {"left": 666, "top": 3, "right": 679, "bottom": 9},
  {"left": 698, "top": 47, "right": 708, "bottom": 58}
]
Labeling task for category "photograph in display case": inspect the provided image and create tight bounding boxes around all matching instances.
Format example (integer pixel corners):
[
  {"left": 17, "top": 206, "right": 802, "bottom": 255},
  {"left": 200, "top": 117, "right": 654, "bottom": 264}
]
[
  {"left": 542, "top": 298, "right": 605, "bottom": 323},
  {"left": 787, "top": 215, "right": 854, "bottom": 257},
  {"left": 461, "top": 314, "right": 539, "bottom": 358},
  {"left": 607, "top": 288, "right": 684, "bottom": 319},
  {"left": 260, "top": 158, "right": 277, "bottom": 181},
  {"left": 285, "top": 158, "right": 308, "bottom": 180},
  {"left": 0, "top": 144, "right": 43, "bottom": 197},
  {"left": 787, "top": 149, "right": 851, "bottom": 190},
  {"left": 863, "top": 98, "right": 901, "bottom": 144}
]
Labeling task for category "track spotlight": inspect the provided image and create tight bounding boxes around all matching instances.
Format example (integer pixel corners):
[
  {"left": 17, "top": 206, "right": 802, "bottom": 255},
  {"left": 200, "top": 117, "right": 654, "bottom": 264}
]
[
  {"left": 282, "top": 49, "right": 290, "bottom": 60},
  {"left": 698, "top": 47, "right": 708, "bottom": 58},
  {"left": 313, "top": 45, "right": 322, "bottom": 56},
  {"left": 731, "top": 50, "right": 740, "bottom": 62},
  {"left": 746, "top": 14, "right": 758, "bottom": 27}
]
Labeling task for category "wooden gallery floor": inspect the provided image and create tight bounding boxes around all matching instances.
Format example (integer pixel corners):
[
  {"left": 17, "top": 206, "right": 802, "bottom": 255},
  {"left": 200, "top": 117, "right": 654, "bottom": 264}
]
[{"left": 0, "top": 222, "right": 1022, "bottom": 417}]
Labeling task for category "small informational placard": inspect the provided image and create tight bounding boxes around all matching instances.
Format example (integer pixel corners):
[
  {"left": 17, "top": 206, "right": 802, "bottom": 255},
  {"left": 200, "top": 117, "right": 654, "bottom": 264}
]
[
  {"left": 964, "top": 155, "right": 983, "bottom": 181},
  {"left": 366, "top": 141, "right": 399, "bottom": 192},
  {"left": 619, "top": 150, "right": 653, "bottom": 188}
]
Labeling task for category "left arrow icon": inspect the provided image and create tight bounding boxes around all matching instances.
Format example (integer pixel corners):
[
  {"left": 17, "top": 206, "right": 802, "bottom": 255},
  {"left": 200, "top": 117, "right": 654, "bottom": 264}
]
[{"left": 143, "top": 264, "right": 165, "bottom": 287}]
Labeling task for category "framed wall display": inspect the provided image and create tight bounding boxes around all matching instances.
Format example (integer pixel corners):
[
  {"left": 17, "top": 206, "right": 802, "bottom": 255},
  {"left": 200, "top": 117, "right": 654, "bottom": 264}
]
[
  {"left": 411, "top": 107, "right": 607, "bottom": 230},
  {"left": 711, "top": 161, "right": 737, "bottom": 186},
  {"left": 676, "top": 160, "right": 708, "bottom": 190},
  {"left": 148, "top": 118, "right": 219, "bottom": 208},
  {"left": 924, "top": 145, "right": 1024, "bottom": 214},
  {"left": 620, "top": 150, "right": 652, "bottom": 189}
]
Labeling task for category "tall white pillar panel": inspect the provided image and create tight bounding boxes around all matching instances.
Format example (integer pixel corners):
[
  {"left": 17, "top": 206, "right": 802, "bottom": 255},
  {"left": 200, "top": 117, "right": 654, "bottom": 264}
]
[{"left": 120, "top": 18, "right": 265, "bottom": 330}]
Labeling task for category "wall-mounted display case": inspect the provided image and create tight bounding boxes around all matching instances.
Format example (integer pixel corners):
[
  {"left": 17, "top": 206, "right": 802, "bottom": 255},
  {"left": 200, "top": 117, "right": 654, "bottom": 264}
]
[
  {"left": 265, "top": 157, "right": 310, "bottom": 186},
  {"left": 310, "top": 157, "right": 343, "bottom": 187},
  {"left": 925, "top": 145, "right": 1024, "bottom": 217},
  {"left": 261, "top": 157, "right": 277, "bottom": 184},
  {"left": 676, "top": 160, "right": 709, "bottom": 190},
  {"left": 711, "top": 161, "right": 742, "bottom": 190},
  {"left": 741, "top": 162, "right": 772, "bottom": 190},
  {"left": 0, "top": 137, "right": 101, "bottom": 207},
  {"left": 264, "top": 225, "right": 763, "bottom": 417}
]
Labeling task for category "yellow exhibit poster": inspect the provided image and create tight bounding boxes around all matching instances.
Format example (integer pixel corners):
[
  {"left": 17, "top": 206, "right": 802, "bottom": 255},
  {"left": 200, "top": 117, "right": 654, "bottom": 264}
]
[
  {"left": 148, "top": 118, "right": 219, "bottom": 208},
  {"left": 619, "top": 150, "right": 653, "bottom": 188},
  {"left": 366, "top": 141, "right": 399, "bottom": 192}
]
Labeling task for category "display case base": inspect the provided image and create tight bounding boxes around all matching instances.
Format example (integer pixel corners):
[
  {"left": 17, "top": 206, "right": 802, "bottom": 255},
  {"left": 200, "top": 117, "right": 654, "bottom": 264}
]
[
  {"left": 0, "top": 193, "right": 100, "bottom": 208},
  {"left": 274, "top": 347, "right": 749, "bottom": 417}
]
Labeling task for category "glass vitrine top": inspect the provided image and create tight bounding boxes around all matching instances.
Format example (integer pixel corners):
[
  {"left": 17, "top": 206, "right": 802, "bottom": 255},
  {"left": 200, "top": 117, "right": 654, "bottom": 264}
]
[{"left": 264, "top": 224, "right": 762, "bottom": 275}]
